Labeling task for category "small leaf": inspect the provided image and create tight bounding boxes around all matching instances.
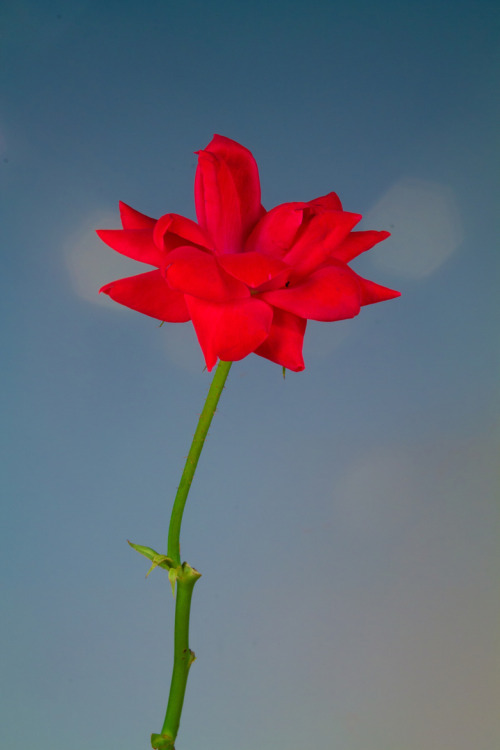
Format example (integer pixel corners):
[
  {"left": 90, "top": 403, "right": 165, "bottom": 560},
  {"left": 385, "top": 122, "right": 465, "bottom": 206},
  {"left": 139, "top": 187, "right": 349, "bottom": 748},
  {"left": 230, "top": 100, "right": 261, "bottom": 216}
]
[
  {"left": 128, "top": 541, "right": 174, "bottom": 576},
  {"left": 145, "top": 554, "right": 172, "bottom": 578}
]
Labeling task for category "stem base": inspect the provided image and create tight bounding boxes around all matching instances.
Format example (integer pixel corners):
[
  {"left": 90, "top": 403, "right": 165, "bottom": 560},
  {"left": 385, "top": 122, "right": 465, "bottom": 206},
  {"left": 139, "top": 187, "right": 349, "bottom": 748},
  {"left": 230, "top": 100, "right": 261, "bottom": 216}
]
[{"left": 151, "top": 732, "right": 175, "bottom": 750}]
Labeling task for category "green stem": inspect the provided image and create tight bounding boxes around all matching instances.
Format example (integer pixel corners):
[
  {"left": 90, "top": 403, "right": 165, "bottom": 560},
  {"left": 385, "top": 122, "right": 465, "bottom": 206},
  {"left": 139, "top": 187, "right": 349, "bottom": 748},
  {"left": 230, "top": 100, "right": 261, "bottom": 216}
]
[
  {"left": 152, "top": 360, "right": 232, "bottom": 750},
  {"left": 167, "top": 359, "right": 232, "bottom": 566},
  {"left": 159, "top": 563, "right": 201, "bottom": 744}
]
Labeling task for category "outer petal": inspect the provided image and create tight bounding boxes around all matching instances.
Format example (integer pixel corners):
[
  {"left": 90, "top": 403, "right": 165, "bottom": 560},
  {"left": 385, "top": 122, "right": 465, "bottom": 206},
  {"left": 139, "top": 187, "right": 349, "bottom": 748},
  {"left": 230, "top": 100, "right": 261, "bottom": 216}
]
[
  {"left": 100, "top": 270, "right": 190, "bottom": 322},
  {"left": 254, "top": 308, "right": 306, "bottom": 372},
  {"left": 194, "top": 135, "right": 263, "bottom": 254},
  {"left": 307, "top": 192, "right": 343, "bottom": 211},
  {"left": 258, "top": 265, "right": 361, "bottom": 322},
  {"left": 284, "top": 210, "right": 361, "bottom": 275},
  {"left": 320, "top": 262, "right": 401, "bottom": 305},
  {"left": 153, "top": 213, "right": 212, "bottom": 253},
  {"left": 218, "top": 251, "right": 288, "bottom": 288},
  {"left": 185, "top": 295, "right": 273, "bottom": 370},
  {"left": 353, "top": 274, "right": 401, "bottom": 306},
  {"left": 330, "top": 230, "right": 391, "bottom": 263},
  {"left": 119, "top": 201, "right": 156, "bottom": 230},
  {"left": 96, "top": 229, "right": 166, "bottom": 267},
  {"left": 165, "top": 247, "right": 249, "bottom": 302}
]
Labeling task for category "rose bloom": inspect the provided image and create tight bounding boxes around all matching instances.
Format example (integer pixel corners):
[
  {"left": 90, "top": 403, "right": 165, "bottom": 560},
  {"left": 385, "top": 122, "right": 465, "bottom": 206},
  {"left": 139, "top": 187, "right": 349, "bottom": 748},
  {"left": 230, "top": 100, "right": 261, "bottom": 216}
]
[{"left": 98, "top": 135, "right": 400, "bottom": 371}]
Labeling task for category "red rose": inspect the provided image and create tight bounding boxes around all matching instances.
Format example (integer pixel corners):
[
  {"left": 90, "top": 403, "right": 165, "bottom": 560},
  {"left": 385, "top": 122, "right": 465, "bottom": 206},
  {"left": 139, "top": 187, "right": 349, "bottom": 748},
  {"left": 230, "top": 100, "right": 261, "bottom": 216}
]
[{"left": 98, "top": 135, "right": 400, "bottom": 371}]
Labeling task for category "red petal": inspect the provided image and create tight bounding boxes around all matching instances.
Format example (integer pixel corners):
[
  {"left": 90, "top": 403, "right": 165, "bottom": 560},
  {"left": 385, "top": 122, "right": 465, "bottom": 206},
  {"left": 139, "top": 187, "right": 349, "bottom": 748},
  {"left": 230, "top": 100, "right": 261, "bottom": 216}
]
[
  {"left": 119, "top": 202, "right": 156, "bottom": 230},
  {"left": 284, "top": 210, "right": 361, "bottom": 275},
  {"left": 355, "top": 275, "right": 401, "bottom": 306},
  {"left": 99, "top": 270, "right": 190, "bottom": 322},
  {"left": 258, "top": 265, "right": 361, "bottom": 321},
  {"left": 331, "top": 230, "right": 391, "bottom": 263},
  {"left": 153, "top": 213, "right": 212, "bottom": 253},
  {"left": 245, "top": 203, "right": 305, "bottom": 259},
  {"left": 96, "top": 229, "right": 166, "bottom": 267},
  {"left": 254, "top": 308, "right": 306, "bottom": 371},
  {"left": 307, "top": 192, "right": 343, "bottom": 211},
  {"left": 185, "top": 295, "right": 273, "bottom": 370},
  {"left": 194, "top": 135, "right": 263, "bottom": 253},
  {"left": 165, "top": 247, "right": 249, "bottom": 302},
  {"left": 218, "top": 252, "right": 288, "bottom": 288}
]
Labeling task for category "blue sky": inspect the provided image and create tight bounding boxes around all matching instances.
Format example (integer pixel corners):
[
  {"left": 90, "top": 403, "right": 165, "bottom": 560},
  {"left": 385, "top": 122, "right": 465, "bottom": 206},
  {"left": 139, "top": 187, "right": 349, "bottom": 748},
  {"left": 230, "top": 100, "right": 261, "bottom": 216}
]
[{"left": 1, "top": 1, "right": 498, "bottom": 749}]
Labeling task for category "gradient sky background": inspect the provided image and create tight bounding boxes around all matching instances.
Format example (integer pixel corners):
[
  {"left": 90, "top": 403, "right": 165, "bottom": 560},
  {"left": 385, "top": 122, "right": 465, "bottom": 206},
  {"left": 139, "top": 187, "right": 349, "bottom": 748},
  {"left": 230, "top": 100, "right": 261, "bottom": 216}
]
[{"left": 1, "top": 1, "right": 499, "bottom": 749}]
